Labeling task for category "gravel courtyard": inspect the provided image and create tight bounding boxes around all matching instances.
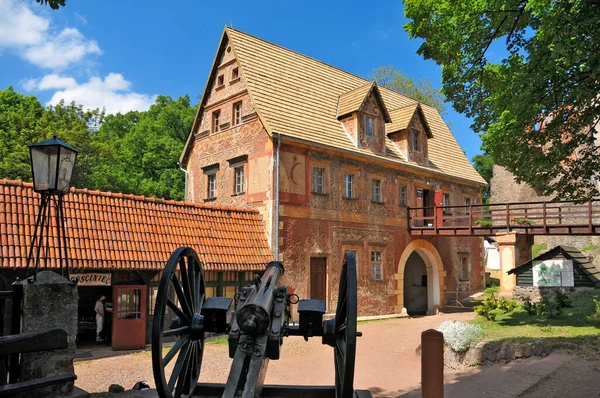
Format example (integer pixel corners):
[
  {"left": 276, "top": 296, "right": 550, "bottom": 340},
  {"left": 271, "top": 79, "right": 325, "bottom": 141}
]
[{"left": 74, "top": 312, "right": 476, "bottom": 396}]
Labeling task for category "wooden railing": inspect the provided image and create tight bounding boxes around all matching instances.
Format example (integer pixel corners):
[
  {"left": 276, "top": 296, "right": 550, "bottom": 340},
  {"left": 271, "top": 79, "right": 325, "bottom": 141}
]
[{"left": 408, "top": 199, "right": 600, "bottom": 236}]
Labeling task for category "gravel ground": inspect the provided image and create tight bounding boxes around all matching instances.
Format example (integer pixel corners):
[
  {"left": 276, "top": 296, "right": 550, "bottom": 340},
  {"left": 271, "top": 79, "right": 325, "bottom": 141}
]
[{"left": 75, "top": 313, "right": 476, "bottom": 396}]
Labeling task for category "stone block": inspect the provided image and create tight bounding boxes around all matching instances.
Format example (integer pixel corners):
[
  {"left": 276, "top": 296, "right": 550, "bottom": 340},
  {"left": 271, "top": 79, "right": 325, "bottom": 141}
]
[{"left": 19, "top": 270, "right": 78, "bottom": 397}]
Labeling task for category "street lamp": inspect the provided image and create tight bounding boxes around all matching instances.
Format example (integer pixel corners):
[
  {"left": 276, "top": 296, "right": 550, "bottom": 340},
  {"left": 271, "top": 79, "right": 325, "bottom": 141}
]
[{"left": 25, "top": 136, "right": 78, "bottom": 280}]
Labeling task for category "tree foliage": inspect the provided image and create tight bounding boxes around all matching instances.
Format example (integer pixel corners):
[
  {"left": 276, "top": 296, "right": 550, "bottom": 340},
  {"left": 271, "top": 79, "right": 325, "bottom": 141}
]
[
  {"left": 0, "top": 87, "right": 195, "bottom": 201},
  {"left": 371, "top": 66, "right": 447, "bottom": 115},
  {"left": 472, "top": 153, "right": 494, "bottom": 201},
  {"left": 404, "top": 0, "right": 600, "bottom": 199},
  {"left": 35, "top": 0, "right": 66, "bottom": 10}
]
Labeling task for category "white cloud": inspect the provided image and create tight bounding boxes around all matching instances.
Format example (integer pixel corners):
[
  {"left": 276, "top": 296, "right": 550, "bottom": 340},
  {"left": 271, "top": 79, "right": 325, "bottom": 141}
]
[
  {"left": 28, "top": 73, "right": 157, "bottom": 114},
  {"left": 22, "top": 28, "right": 101, "bottom": 69},
  {"left": 0, "top": 0, "right": 48, "bottom": 48},
  {"left": 0, "top": 0, "right": 100, "bottom": 69}
]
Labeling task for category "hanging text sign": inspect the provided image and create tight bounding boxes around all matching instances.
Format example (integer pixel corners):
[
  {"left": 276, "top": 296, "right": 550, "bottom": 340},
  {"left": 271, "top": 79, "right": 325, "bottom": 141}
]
[{"left": 70, "top": 273, "right": 112, "bottom": 286}]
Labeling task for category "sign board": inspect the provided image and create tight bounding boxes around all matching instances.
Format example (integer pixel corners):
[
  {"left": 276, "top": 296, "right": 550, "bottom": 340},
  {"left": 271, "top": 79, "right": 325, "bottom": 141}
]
[
  {"left": 532, "top": 259, "right": 574, "bottom": 287},
  {"left": 70, "top": 273, "right": 112, "bottom": 286}
]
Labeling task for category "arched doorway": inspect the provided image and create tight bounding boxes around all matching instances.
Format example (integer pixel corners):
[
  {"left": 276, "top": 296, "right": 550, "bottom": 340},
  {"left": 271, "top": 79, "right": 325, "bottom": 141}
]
[
  {"left": 403, "top": 252, "right": 428, "bottom": 315},
  {"left": 395, "top": 239, "right": 446, "bottom": 315}
]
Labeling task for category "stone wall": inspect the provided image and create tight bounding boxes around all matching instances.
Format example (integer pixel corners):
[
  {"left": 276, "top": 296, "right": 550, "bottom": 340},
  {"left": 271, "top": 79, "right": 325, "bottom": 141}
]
[
  {"left": 513, "top": 285, "right": 596, "bottom": 303},
  {"left": 19, "top": 270, "right": 78, "bottom": 397},
  {"left": 444, "top": 340, "right": 577, "bottom": 370}
]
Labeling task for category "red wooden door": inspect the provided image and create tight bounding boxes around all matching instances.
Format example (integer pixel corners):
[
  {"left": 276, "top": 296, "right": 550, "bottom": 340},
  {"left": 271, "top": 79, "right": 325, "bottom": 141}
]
[
  {"left": 310, "top": 257, "right": 327, "bottom": 300},
  {"left": 112, "top": 285, "right": 146, "bottom": 350}
]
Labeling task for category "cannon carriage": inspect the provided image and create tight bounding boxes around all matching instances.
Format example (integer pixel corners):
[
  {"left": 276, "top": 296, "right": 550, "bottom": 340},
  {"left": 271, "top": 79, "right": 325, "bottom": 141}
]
[{"left": 151, "top": 247, "right": 369, "bottom": 398}]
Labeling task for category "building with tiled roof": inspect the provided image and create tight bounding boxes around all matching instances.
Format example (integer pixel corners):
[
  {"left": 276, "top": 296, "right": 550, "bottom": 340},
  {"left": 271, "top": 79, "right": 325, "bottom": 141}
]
[
  {"left": 180, "top": 27, "right": 486, "bottom": 316},
  {"left": 0, "top": 179, "right": 271, "bottom": 348}
]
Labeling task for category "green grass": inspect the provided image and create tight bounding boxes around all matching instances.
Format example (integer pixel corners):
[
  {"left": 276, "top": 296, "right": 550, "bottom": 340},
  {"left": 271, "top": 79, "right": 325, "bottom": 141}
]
[
  {"left": 469, "top": 290, "right": 600, "bottom": 355},
  {"left": 581, "top": 245, "right": 597, "bottom": 252},
  {"left": 532, "top": 243, "right": 548, "bottom": 258},
  {"left": 357, "top": 318, "right": 392, "bottom": 326},
  {"left": 206, "top": 335, "right": 229, "bottom": 345}
]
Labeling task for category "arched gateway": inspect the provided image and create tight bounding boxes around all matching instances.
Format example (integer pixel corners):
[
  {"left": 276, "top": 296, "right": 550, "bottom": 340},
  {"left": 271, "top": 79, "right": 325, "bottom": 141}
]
[{"left": 395, "top": 239, "right": 446, "bottom": 315}]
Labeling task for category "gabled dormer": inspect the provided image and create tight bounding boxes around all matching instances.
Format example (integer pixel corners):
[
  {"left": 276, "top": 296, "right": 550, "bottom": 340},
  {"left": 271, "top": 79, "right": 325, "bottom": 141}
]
[
  {"left": 387, "top": 103, "right": 433, "bottom": 167},
  {"left": 337, "top": 82, "right": 391, "bottom": 155}
]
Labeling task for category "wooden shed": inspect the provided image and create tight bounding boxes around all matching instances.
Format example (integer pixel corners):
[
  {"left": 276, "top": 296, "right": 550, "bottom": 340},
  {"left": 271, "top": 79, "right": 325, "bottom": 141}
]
[{"left": 508, "top": 246, "right": 600, "bottom": 287}]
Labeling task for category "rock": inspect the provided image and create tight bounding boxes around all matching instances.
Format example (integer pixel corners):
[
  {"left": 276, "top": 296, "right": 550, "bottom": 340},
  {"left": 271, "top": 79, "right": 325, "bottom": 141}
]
[
  {"left": 522, "top": 343, "right": 534, "bottom": 358},
  {"left": 500, "top": 343, "right": 515, "bottom": 363},
  {"left": 109, "top": 384, "right": 125, "bottom": 393},
  {"left": 464, "top": 343, "right": 485, "bottom": 366}
]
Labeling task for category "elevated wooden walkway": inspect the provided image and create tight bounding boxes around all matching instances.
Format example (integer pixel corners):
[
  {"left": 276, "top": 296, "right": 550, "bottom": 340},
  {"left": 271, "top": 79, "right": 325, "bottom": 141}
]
[{"left": 408, "top": 200, "right": 600, "bottom": 236}]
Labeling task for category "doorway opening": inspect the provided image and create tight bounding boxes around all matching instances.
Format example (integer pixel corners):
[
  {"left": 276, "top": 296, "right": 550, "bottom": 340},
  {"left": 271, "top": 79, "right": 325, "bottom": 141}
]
[{"left": 403, "top": 252, "right": 428, "bottom": 315}]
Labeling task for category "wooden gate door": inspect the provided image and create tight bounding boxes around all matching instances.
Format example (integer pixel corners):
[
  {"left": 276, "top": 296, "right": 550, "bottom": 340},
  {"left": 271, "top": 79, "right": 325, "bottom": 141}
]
[
  {"left": 112, "top": 285, "right": 146, "bottom": 350},
  {"left": 310, "top": 257, "right": 327, "bottom": 300}
]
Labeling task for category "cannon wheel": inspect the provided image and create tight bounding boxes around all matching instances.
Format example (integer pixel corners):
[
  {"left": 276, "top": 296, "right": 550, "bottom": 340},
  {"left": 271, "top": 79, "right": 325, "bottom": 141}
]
[
  {"left": 334, "top": 251, "right": 358, "bottom": 398},
  {"left": 152, "top": 247, "right": 206, "bottom": 398}
]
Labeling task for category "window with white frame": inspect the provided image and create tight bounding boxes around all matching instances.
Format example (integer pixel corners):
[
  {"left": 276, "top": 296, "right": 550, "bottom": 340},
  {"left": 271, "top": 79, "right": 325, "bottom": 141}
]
[
  {"left": 371, "top": 179, "right": 382, "bottom": 203},
  {"left": 234, "top": 165, "right": 245, "bottom": 194},
  {"left": 412, "top": 130, "right": 420, "bottom": 151},
  {"left": 207, "top": 173, "right": 216, "bottom": 199},
  {"left": 233, "top": 102, "right": 242, "bottom": 126},
  {"left": 458, "top": 253, "right": 470, "bottom": 281},
  {"left": 344, "top": 174, "right": 353, "bottom": 198},
  {"left": 366, "top": 116, "right": 374, "bottom": 137},
  {"left": 464, "top": 197, "right": 471, "bottom": 215},
  {"left": 399, "top": 185, "right": 407, "bottom": 206},
  {"left": 213, "top": 110, "right": 221, "bottom": 133},
  {"left": 312, "top": 167, "right": 325, "bottom": 194},
  {"left": 370, "top": 250, "right": 383, "bottom": 280}
]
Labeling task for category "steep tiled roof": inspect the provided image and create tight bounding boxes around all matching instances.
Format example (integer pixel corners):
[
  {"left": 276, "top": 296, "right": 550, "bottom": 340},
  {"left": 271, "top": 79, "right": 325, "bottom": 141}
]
[
  {"left": 0, "top": 180, "right": 272, "bottom": 271},
  {"left": 337, "top": 82, "right": 391, "bottom": 122},
  {"left": 225, "top": 27, "right": 486, "bottom": 185}
]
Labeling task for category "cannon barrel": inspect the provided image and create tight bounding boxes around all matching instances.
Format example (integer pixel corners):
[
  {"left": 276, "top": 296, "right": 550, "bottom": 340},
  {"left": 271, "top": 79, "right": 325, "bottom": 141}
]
[{"left": 236, "top": 261, "right": 284, "bottom": 336}]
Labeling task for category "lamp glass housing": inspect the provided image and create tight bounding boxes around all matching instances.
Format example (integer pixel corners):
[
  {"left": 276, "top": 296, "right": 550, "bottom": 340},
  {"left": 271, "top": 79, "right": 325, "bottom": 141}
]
[{"left": 29, "top": 137, "right": 78, "bottom": 194}]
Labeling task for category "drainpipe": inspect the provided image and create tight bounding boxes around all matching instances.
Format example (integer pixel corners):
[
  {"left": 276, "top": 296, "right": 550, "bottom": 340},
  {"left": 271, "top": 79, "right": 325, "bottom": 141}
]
[
  {"left": 177, "top": 162, "right": 189, "bottom": 202},
  {"left": 274, "top": 133, "right": 281, "bottom": 261}
]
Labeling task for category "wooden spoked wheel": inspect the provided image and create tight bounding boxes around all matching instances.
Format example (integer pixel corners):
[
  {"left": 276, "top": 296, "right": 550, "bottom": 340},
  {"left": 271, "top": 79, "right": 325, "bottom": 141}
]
[
  {"left": 152, "top": 247, "right": 206, "bottom": 398},
  {"left": 334, "top": 251, "right": 358, "bottom": 398}
]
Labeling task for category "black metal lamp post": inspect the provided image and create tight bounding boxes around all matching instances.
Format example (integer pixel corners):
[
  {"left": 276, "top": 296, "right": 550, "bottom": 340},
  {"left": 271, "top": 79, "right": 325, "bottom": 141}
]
[{"left": 25, "top": 136, "right": 78, "bottom": 281}]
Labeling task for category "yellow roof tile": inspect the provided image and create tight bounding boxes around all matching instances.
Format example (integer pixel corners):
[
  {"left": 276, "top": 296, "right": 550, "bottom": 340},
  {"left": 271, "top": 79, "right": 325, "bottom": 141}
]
[
  {"left": 224, "top": 27, "right": 485, "bottom": 186},
  {"left": 387, "top": 104, "right": 433, "bottom": 138}
]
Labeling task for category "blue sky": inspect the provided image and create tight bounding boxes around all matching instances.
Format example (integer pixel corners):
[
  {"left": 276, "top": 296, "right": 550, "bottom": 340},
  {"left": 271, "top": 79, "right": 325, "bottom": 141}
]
[{"left": 0, "top": 0, "right": 483, "bottom": 160}]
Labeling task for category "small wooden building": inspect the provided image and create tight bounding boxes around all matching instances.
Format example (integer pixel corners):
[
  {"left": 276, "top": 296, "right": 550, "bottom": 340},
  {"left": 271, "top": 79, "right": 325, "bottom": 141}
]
[{"left": 508, "top": 245, "right": 600, "bottom": 288}]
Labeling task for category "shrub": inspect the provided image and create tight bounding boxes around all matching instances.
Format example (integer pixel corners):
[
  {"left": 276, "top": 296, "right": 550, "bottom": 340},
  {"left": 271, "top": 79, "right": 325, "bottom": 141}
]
[
  {"left": 513, "top": 217, "right": 534, "bottom": 226},
  {"left": 498, "top": 297, "right": 519, "bottom": 313},
  {"left": 554, "top": 290, "right": 572, "bottom": 309},
  {"left": 586, "top": 297, "right": 600, "bottom": 323},
  {"left": 475, "top": 219, "right": 493, "bottom": 227},
  {"left": 523, "top": 297, "right": 537, "bottom": 315},
  {"left": 438, "top": 321, "right": 483, "bottom": 352},
  {"left": 474, "top": 294, "right": 519, "bottom": 321}
]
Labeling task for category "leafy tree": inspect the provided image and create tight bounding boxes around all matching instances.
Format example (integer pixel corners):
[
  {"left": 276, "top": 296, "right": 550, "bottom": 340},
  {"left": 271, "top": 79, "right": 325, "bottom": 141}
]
[
  {"left": 91, "top": 95, "right": 196, "bottom": 200},
  {"left": 472, "top": 153, "right": 494, "bottom": 202},
  {"left": 404, "top": 0, "right": 600, "bottom": 199},
  {"left": 34, "top": 0, "right": 66, "bottom": 10},
  {"left": 371, "top": 66, "right": 447, "bottom": 115}
]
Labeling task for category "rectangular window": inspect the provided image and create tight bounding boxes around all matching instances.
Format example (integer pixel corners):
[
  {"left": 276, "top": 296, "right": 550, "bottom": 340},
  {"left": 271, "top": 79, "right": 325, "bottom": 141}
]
[
  {"left": 459, "top": 253, "right": 470, "bottom": 281},
  {"left": 217, "top": 74, "right": 224, "bottom": 87},
  {"left": 117, "top": 288, "right": 142, "bottom": 320},
  {"left": 370, "top": 250, "right": 382, "bottom": 281},
  {"left": 213, "top": 110, "right": 221, "bottom": 133},
  {"left": 344, "top": 174, "right": 353, "bottom": 198},
  {"left": 465, "top": 197, "right": 471, "bottom": 215},
  {"left": 231, "top": 67, "right": 239, "bottom": 80},
  {"left": 234, "top": 165, "right": 245, "bottom": 194},
  {"left": 371, "top": 179, "right": 382, "bottom": 203},
  {"left": 233, "top": 102, "right": 242, "bottom": 126},
  {"left": 312, "top": 167, "right": 325, "bottom": 194},
  {"left": 412, "top": 131, "right": 420, "bottom": 151},
  {"left": 443, "top": 193, "right": 450, "bottom": 208},
  {"left": 366, "top": 116, "right": 374, "bottom": 137},
  {"left": 399, "top": 185, "right": 407, "bottom": 206},
  {"left": 207, "top": 174, "right": 216, "bottom": 199}
]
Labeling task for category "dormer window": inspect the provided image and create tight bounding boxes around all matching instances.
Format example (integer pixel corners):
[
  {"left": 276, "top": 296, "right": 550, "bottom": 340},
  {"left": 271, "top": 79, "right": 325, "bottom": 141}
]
[
  {"left": 366, "top": 116, "right": 374, "bottom": 137},
  {"left": 412, "top": 130, "right": 420, "bottom": 152},
  {"left": 232, "top": 68, "right": 239, "bottom": 80},
  {"left": 217, "top": 75, "right": 224, "bottom": 87}
]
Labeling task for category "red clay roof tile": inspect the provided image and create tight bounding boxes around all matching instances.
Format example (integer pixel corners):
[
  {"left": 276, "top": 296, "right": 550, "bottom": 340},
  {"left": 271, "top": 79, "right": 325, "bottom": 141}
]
[{"left": 0, "top": 180, "right": 272, "bottom": 272}]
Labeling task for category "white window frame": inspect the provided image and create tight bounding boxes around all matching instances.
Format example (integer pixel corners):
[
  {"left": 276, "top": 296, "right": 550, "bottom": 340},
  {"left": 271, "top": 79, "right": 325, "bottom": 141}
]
[
  {"left": 370, "top": 250, "right": 383, "bottom": 281},
  {"left": 399, "top": 185, "right": 407, "bottom": 206},
  {"left": 313, "top": 167, "right": 325, "bottom": 194},
  {"left": 366, "top": 116, "right": 374, "bottom": 137},
  {"left": 412, "top": 130, "right": 419, "bottom": 152},
  {"left": 207, "top": 173, "right": 217, "bottom": 199},
  {"left": 213, "top": 110, "right": 221, "bottom": 133},
  {"left": 233, "top": 102, "right": 242, "bottom": 126},
  {"left": 234, "top": 165, "right": 245, "bottom": 194},
  {"left": 371, "top": 179, "right": 382, "bottom": 203},
  {"left": 344, "top": 174, "right": 353, "bottom": 198}
]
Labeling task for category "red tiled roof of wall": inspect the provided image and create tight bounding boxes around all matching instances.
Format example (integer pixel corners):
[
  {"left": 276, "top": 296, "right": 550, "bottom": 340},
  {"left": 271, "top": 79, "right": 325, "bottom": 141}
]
[{"left": 0, "top": 180, "right": 272, "bottom": 272}]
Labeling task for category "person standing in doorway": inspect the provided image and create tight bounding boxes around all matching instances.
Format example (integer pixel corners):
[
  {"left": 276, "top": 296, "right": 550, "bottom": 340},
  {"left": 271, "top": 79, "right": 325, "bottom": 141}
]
[{"left": 95, "top": 295, "right": 107, "bottom": 342}]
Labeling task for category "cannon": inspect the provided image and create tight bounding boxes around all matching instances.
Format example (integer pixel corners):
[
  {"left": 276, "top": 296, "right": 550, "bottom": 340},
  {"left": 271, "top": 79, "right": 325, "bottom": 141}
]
[{"left": 151, "top": 247, "right": 368, "bottom": 398}]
